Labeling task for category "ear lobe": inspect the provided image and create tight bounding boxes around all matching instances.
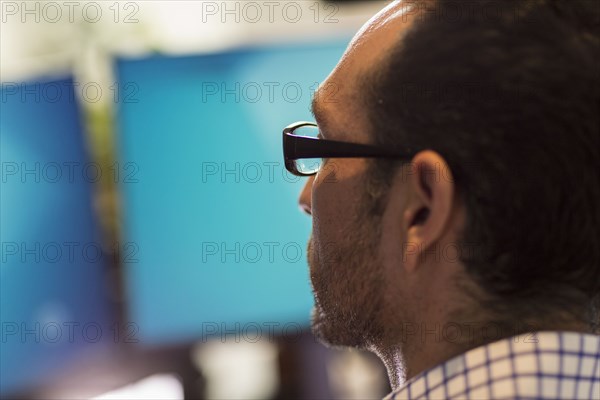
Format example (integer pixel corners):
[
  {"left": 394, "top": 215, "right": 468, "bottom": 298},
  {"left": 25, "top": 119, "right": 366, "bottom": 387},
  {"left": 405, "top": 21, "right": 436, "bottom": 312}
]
[
  {"left": 401, "top": 151, "right": 455, "bottom": 273},
  {"left": 402, "top": 210, "right": 428, "bottom": 273}
]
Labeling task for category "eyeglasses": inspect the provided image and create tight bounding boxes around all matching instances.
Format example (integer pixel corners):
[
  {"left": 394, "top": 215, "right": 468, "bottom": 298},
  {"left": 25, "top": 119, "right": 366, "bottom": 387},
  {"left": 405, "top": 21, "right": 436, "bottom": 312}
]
[{"left": 282, "top": 121, "right": 416, "bottom": 176}]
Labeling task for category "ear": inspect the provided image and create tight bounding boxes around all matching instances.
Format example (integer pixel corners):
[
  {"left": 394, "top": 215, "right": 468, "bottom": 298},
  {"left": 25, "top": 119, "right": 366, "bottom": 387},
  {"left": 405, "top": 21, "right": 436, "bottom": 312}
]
[{"left": 402, "top": 151, "right": 455, "bottom": 273}]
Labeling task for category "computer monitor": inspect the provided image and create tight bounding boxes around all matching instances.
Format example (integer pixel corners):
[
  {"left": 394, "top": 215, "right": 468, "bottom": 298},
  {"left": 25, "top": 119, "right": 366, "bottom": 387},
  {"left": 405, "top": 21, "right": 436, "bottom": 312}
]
[
  {"left": 1, "top": 77, "right": 115, "bottom": 396},
  {"left": 115, "top": 40, "right": 348, "bottom": 345}
]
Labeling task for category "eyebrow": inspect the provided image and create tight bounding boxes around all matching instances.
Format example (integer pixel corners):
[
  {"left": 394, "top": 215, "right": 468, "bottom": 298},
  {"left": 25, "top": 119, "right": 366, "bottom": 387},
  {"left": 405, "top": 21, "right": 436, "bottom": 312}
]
[{"left": 310, "top": 91, "right": 329, "bottom": 136}]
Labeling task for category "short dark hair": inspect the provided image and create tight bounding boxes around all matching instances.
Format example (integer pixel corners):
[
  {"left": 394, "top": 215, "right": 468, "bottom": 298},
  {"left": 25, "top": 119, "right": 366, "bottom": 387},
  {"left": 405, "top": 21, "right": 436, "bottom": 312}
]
[{"left": 364, "top": 0, "right": 600, "bottom": 328}]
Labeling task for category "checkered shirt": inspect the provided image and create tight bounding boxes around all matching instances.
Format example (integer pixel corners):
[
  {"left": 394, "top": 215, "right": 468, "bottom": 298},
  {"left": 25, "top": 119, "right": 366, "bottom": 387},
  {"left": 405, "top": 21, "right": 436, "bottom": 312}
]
[{"left": 385, "top": 331, "right": 600, "bottom": 399}]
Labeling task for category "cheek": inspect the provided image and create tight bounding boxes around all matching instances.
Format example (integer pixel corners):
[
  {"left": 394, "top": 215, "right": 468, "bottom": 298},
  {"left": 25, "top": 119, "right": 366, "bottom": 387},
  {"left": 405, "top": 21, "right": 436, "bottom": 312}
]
[{"left": 311, "top": 162, "right": 366, "bottom": 246}]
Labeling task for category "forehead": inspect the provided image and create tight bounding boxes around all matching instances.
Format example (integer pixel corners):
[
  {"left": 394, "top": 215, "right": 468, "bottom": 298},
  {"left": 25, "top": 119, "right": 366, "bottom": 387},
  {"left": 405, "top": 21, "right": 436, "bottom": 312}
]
[{"left": 312, "top": 0, "right": 422, "bottom": 141}]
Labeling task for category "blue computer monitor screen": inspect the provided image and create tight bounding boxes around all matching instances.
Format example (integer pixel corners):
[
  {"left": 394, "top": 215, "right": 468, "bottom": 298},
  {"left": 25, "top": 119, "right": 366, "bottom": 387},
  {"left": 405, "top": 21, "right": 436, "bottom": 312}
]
[{"left": 116, "top": 40, "right": 348, "bottom": 345}]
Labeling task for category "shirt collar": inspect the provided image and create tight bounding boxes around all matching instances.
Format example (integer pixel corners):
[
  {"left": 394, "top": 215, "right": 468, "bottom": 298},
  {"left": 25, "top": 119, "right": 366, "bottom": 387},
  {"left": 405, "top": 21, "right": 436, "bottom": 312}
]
[{"left": 385, "top": 331, "right": 600, "bottom": 400}]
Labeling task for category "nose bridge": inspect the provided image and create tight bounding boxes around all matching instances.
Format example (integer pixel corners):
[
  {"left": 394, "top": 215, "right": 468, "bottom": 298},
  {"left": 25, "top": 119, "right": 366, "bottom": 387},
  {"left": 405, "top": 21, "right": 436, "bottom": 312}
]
[{"left": 298, "top": 176, "right": 315, "bottom": 215}]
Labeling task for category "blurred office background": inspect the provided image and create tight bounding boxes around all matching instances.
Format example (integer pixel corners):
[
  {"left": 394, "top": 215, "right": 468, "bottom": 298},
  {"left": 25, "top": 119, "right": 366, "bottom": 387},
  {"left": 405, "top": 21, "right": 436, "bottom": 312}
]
[{"left": 0, "top": 1, "right": 392, "bottom": 399}]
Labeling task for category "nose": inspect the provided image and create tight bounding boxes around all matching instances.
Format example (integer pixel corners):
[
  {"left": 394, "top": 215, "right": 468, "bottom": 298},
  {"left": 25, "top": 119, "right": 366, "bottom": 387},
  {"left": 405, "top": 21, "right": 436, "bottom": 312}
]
[{"left": 298, "top": 176, "right": 315, "bottom": 215}]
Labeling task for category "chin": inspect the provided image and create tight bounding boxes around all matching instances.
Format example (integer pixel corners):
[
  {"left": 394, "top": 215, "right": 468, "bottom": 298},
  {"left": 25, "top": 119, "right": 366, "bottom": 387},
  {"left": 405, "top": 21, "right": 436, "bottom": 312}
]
[
  {"left": 309, "top": 304, "right": 369, "bottom": 349},
  {"left": 306, "top": 215, "right": 383, "bottom": 350}
]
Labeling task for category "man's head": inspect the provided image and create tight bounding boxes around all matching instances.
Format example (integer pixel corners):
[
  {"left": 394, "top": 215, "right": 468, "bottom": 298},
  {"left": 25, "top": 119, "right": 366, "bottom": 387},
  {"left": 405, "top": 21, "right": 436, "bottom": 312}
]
[{"left": 300, "top": 0, "right": 600, "bottom": 361}]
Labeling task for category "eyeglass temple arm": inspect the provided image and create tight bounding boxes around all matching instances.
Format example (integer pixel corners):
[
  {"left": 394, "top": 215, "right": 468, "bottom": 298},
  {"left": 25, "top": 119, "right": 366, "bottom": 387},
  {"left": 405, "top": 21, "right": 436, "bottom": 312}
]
[{"left": 284, "top": 133, "right": 412, "bottom": 160}]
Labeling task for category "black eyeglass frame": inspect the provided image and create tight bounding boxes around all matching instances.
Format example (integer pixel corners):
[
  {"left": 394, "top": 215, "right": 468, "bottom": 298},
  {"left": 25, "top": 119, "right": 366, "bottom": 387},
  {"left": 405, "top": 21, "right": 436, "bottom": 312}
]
[{"left": 283, "top": 121, "right": 416, "bottom": 176}]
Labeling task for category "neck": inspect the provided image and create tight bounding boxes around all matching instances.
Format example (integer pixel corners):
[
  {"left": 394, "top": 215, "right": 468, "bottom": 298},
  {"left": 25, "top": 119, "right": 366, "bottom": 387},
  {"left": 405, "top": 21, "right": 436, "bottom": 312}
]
[{"left": 375, "top": 320, "right": 469, "bottom": 389}]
